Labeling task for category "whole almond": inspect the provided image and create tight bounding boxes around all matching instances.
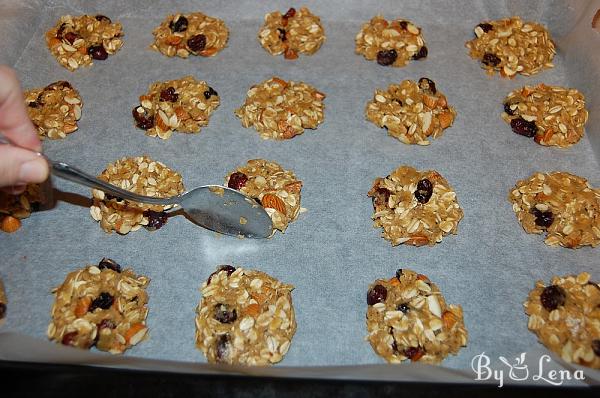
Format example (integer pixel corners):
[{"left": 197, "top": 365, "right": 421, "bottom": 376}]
[{"left": 261, "top": 194, "right": 286, "bottom": 215}]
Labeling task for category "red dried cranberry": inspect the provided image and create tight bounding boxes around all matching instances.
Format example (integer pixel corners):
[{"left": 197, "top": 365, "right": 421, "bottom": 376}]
[
  {"left": 64, "top": 32, "right": 80, "bottom": 45},
  {"left": 132, "top": 106, "right": 155, "bottom": 130},
  {"left": 98, "top": 258, "right": 121, "bottom": 273},
  {"left": 367, "top": 284, "right": 387, "bottom": 305},
  {"left": 415, "top": 178, "right": 433, "bottom": 204},
  {"left": 511, "top": 117, "right": 537, "bottom": 137},
  {"left": 203, "top": 87, "right": 218, "bottom": 99},
  {"left": 412, "top": 46, "right": 428, "bottom": 60},
  {"left": 61, "top": 332, "right": 78, "bottom": 346},
  {"left": 477, "top": 23, "right": 493, "bottom": 33},
  {"left": 95, "top": 15, "right": 112, "bottom": 23},
  {"left": 88, "top": 45, "right": 108, "bottom": 60},
  {"left": 98, "top": 319, "right": 116, "bottom": 330},
  {"left": 376, "top": 49, "right": 397, "bottom": 66},
  {"left": 160, "top": 87, "right": 179, "bottom": 102},
  {"left": 371, "top": 187, "right": 391, "bottom": 209},
  {"left": 89, "top": 292, "right": 114, "bottom": 312},
  {"left": 404, "top": 346, "right": 425, "bottom": 361},
  {"left": 214, "top": 304, "right": 237, "bottom": 324},
  {"left": 531, "top": 208, "right": 554, "bottom": 228},
  {"left": 143, "top": 210, "right": 168, "bottom": 230},
  {"left": 418, "top": 77, "right": 437, "bottom": 95},
  {"left": 227, "top": 172, "right": 248, "bottom": 190},
  {"left": 169, "top": 15, "right": 188, "bottom": 33},
  {"left": 215, "top": 334, "right": 230, "bottom": 362},
  {"left": 399, "top": 21, "right": 408, "bottom": 30},
  {"left": 593, "top": 340, "right": 600, "bottom": 357},
  {"left": 397, "top": 303, "right": 410, "bottom": 313},
  {"left": 540, "top": 285, "right": 566, "bottom": 311},
  {"left": 187, "top": 34, "right": 207, "bottom": 53},
  {"left": 283, "top": 8, "right": 296, "bottom": 19},
  {"left": 278, "top": 28, "right": 287, "bottom": 42},
  {"left": 207, "top": 265, "right": 236, "bottom": 285},
  {"left": 482, "top": 53, "right": 501, "bottom": 67}
]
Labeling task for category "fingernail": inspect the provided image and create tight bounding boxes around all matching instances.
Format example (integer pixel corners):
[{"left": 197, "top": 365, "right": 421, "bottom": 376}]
[{"left": 19, "top": 159, "right": 47, "bottom": 183}]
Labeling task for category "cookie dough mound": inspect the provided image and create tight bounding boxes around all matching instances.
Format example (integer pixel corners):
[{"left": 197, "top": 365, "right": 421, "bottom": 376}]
[
  {"left": 366, "top": 269, "right": 468, "bottom": 364},
  {"left": 45, "top": 15, "right": 124, "bottom": 71},
  {"left": 258, "top": 7, "right": 325, "bottom": 59},
  {"left": 195, "top": 265, "right": 296, "bottom": 365},
  {"left": 225, "top": 159, "right": 303, "bottom": 234},
  {"left": 355, "top": 16, "right": 428, "bottom": 67},
  {"left": 366, "top": 78, "right": 456, "bottom": 145},
  {"left": 24, "top": 81, "right": 82, "bottom": 140},
  {"left": 132, "top": 76, "right": 220, "bottom": 139},
  {"left": 502, "top": 84, "right": 588, "bottom": 148},
  {"left": 47, "top": 259, "right": 150, "bottom": 354},
  {"left": 524, "top": 272, "right": 600, "bottom": 369},
  {"left": 508, "top": 172, "right": 600, "bottom": 249},
  {"left": 151, "top": 12, "right": 229, "bottom": 58},
  {"left": 0, "top": 184, "right": 44, "bottom": 233},
  {"left": 90, "top": 156, "right": 185, "bottom": 234},
  {"left": 368, "top": 166, "right": 463, "bottom": 246},
  {"left": 465, "top": 16, "right": 555, "bottom": 77},
  {"left": 235, "top": 77, "right": 325, "bottom": 140}
]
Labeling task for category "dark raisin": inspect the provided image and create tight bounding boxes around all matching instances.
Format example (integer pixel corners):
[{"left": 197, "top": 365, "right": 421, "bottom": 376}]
[
  {"left": 159, "top": 87, "right": 179, "bottom": 102},
  {"left": 399, "top": 21, "right": 408, "bottom": 30},
  {"left": 391, "top": 340, "right": 399, "bottom": 353},
  {"left": 510, "top": 117, "right": 537, "bottom": 137},
  {"left": 203, "top": 87, "right": 218, "bottom": 100},
  {"left": 187, "top": 34, "right": 207, "bottom": 53},
  {"left": 367, "top": 284, "right": 387, "bottom": 305},
  {"left": 278, "top": 28, "right": 287, "bottom": 42},
  {"left": 132, "top": 106, "right": 154, "bottom": 130},
  {"left": 61, "top": 331, "right": 78, "bottom": 346},
  {"left": 532, "top": 208, "right": 554, "bottom": 228},
  {"left": 504, "top": 102, "right": 516, "bottom": 116},
  {"left": 88, "top": 45, "right": 108, "bottom": 60},
  {"left": 414, "top": 178, "right": 433, "bottom": 204},
  {"left": 227, "top": 172, "right": 248, "bottom": 190},
  {"left": 0, "top": 303, "right": 6, "bottom": 320},
  {"left": 216, "top": 334, "right": 230, "bottom": 362},
  {"left": 397, "top": 303, "right": 410, "bottom": 313},
  {"left": 404, "top": 346, "right": 425, "bottom": 361},
  {"left": 50, "top": 80, "right": 72, "bottom": 90},
  {"left": 169, "top": 15, "right": 188, "bottom": 33},
  {"left": 412, "top": 46, "right": 428, "bottom": 60},
  {"left": 28, "top": 101, "right": 40, "bottom": 108},
  {"left": 214, "top": 304, "right": 237, "bottom": 324},
  {"left": 592, "top": 340, "right": 600, "bottom": 357},
  {"left": 98, "top": 319, "right": 116, "bottom": 330},
  {"left": 482, "top": 53, "right": 501, "bottom": 67},
  {"left": 98, "top": 258, "right": 121, "bottom": 273},
  {"left": 207, "top": 265, "right": 236, "bottom": 285},
  {"left": 64, "top": 32, "right": 79, "bottom": 45},
  {"left": 371, "top": 187, "right": 390, "bottom": 210},
  {"left": 143, "top": 210, "right": 168, "bottom": 230},
  {"left": 395, "top": 269, "right": 403, "bottom": 279},
  {"left": 540, "top": 285, "right": 566, "bottom": 311},
  {"left": 477, "top": 23, "right": 493, "bottom": 33},
  {"left": 418, "top": 77, "right": 437, "bottom": 95},
  {"left": 89, "top": 292, "right": 114, "bottom": 312},
  {"left": 283, "top": 8, "right": 296, "bottom": 19},
  {"left": 56, "top": 23, "right": 67, "bottom": 39},
  {"left": 95, "top": 15, "right": 112, "bottom": 23},
  {"left": 376, "top": 49, "right": 397, "bottom": 66}
]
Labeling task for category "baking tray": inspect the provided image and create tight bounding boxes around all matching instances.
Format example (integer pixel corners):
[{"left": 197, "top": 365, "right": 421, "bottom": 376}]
[{"left": 0, "top": 0, "right": 599, "bottom": 387}]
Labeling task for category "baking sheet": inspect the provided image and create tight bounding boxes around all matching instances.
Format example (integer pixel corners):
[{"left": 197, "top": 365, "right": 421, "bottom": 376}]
[{"left": 0, "top": 0, "right": 599, "bottom": 386}]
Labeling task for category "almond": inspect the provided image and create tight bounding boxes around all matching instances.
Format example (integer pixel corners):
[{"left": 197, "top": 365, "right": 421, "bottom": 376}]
[
  {"left": 166, "top": 35, "right": 182, "bottom": 45},
  {"left": 406, "top": 235, "right": 429, "bottom": 246},
  {"left": 74, "top": 297, "right": 91, "bottom": 318},
  {"left": 272, "top": 77, "right": 288, "bottom": 88},
  {"left": 439, "top": 111, "right": 454, "bottom": 129},
  {"left": 1, "top": 216, "right": 21, "bottom": 233},
  {"left": 198, "top": 47, "right": 218, "bottom": 57},
  {"left": 124, "top": 322, "right": 147, "bottom": 345},
  {"left": 284, "top": 48, "right": 298, "bottom": 60},
  {"left": 284, "top": 181, "right": 303, "bottom": 193},
  {"left": 442, "top": 310, "right": 458, "bottom": 329},
  {"left": 436, "top": 95, "right": 448, "bottom": 108},
  {"left": 244, "top": 303, "right": 260, "bottom": 317},
  {"left": 261, "top": 194, "right": 286, "bottom": 215},
  {"left": 422, "top": 95, "right": 437, "bottom": 109}
]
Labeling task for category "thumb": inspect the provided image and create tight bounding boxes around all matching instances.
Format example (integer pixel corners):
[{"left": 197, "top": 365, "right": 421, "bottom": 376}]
[{"left": 0, "top": 145, "right": 49, "bottom": 187}]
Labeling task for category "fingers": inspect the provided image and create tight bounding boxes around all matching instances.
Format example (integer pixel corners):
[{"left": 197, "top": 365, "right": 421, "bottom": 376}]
[
  {"left": 0, "top": 65, "right": 41, "bottom": 151},
  {"left": 0, "top": 145, "right": 49, "bottom": 187}
]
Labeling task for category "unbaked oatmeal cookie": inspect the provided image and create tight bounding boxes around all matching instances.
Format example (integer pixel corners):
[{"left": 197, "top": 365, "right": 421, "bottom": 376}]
[{"left": 0, "top": 184, "right": 44, "bottom": 233}]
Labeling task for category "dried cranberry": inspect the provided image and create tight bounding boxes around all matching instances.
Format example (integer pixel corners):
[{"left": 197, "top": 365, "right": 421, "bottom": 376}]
[
  {"left": 482, "top": 53, "right": 501, "bottom": 67},
  {"left": 61, "top": 331, "right": 78, "bottom": 346},
  {"left": 412, "top": 46, "right": 428, "bottom": 60},
  {"left": 367, "top": 284, "right": 387, "bottom": 305},
  {"left": 203, "top": 87, "right": 218, "bottom": 100},
  {"left": 418, "top": 77, "right": 437, "bottom": 95},
  {"left": 98, "top": 319, "right": 116, "bottom": 330},
  {"left": 371, "top": 187, "right": 390, "bottom": 209},
  {"left": 98, "top": 258, "right": 121, "bottom": 273},
  {"left": 227, "top": 172, "right": 248, "bottom": 190},
  {"left": 477, "top": 23, "right": 493, "bottom": 33},
  {"left": 397, "top": 303, "right": 410, "bottom": 313},
  {"left": 160, "top": 87, "right": 179, "bottom": 102},
  {"left": 169, "top": 15, "right": 188, "bottom": 33},
  {"left": 404, "top": 346, "right": 425, "bottom": 361},
  {"left": 504, "top": 102, "right": 517, "bottom": 116},
  {"left": 132, "top": 106, "right": 154, "bottom": 130},
  {"left": 207, "top": 265, "right": 236, "bottom": 285},
  {"left": 214, "top": 304, "right": 237, "bottom": 324},
  {"left": 399, "top": 21, "right": 408, "bottom": 30},
  {"left": 89, "top": 292, "right": 114, "bottom": 312},
  {"left": 283, "top": 8, "right": 296, "bottom": 19},
  {"left": 593, "top": 340, "right": 600, "bottom": 357},
  {"left": 376, "top": 49, "right": 397, "bottom": 66},
  {"left": 532, "top": 208, "right": 554, "bottom": 228},
  {"left": 143, "top": 210, "right": 168, "bottom": 230},
  {"left": 278, "top": 28, "right": 287, "bottom": 42},
  {"left": 510, "top": 117, "right": 537, "bottom": 137},
  {"left": 540, "top": 285, "right": 566, "bottom": 311},
  {"left": 0, "top": 303, "right": 6, "bottom": 320},
  {"left": 215, "top": 334, "right": 230, "bottom": 362},
  {"left": 64, "top": 32, "right": 79, "bottom": 45},
  {"left": 187, "top": 34, "right": 207, "bottom": 53},
  {"left": 415, "top": 178, "right": 433, "bottom": 204},
  {"left": 395, "top": 269, "right": 403, "bottom": 279},
  {"left": 88, "top": 45, "right": 108, "bottom": 60},
  {"left": 95, "top": 15, "right": 112, "bottom": 23}
]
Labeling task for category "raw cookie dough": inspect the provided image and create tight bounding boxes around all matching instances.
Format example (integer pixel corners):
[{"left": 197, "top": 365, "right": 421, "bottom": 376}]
[
  {"left": 90, "top": 156, "right": 185, "bottom": 234},
  {"left": 45, "top": 15, "right": 124, "bottom": 71},
  {"left": 225, "top": 159, "right": 303, "bottom": 234},
  {"left": 235, "top": 77, "right": 325, "bottom": 140},
  {"left": 524, "top": 272, "right": 600, "bottom": 369},
  {"left": 195, "top": 265, "right": 296, "bottom": 365},
  {"left": 366, "top": 268, "right": 468, "bottom": 364},
  {"left": 508, "top": 172, "right": 600, "bottom": 249},
  {"left": 47, "top": 258, "right": 150, "bottom": 354},
  {"left": 0, "top": 184, "right": 44, "bottom": 233},
  {"left": 465, "top": 16, "right": 555, "bottom": 77},
  {"left": 0, "top": 279, "right": 6, "bottom": 326},
  {"left": 366, "top": 78, "right": 456, "bottom": 145},
  {"left": 151, "top": 12, "right": 229, "bottom": 58},
  {"left": 368, "top": 166, "right": 463, "bottom": 246},
  {"left": 132, "top": 76, "right": 220, "bottom": 139},
  {"left": 24, "top": 81, "right": 83, "bottom": 140},
  {"left": 355, "top": 16, "right": 428, "bottom": 67},
  {"left": 258, "top": 7, "right": 325, "bottom": 59},
  {"left": 502, "top": 84, "right": 588, "bottom": 148}
]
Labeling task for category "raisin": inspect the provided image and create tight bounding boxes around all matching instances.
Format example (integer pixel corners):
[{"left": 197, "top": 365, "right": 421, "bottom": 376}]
[
  {"left": 214, "top": 304, "right": 237, "bottom": 324},
  {"left": 227, "top": 172, "right": 248, "bottom": 190},
  {"left": 159, "top": 87, "right": 179, "bottom": 102},
  {"left": 64, "top": 32, "right": 79, "bottom": 45},
  {"left": 418, "top": 77, "right": 437, "bottom": 95},
  {"left": 89, "top": 292, "right": 114, "bottom": 312},
  {"left": 404, "top": 346, "right": 425, "bottom": 361},
  {"left": 215, "top": 334, "right": 230, "bottom": 362},
  {"left": 376, "top": 49, "right": 397, "bottom": 66},
  {"left": 49, "top": 80, "right": 72, "bottom": 90},
  {"left": 28, "top": 101, "right": 40, "bottom": 108},
  {"left": 593, "top": 340, "right": 600, "bottom": 357},
  {"left": 397, "top": 303, "right": 410, "bottom": 313},
  {"left": 283, "top": 8, "right": 296, "bottom": 19},
  {"left": 61, "top": 331, "right": 78, "bottom": 346},
  {"left": 395, "top": 269, "right": 403, "bottom": 279},
  {"left": 477, "top": 23, "right": 493, "bottom": 33},
  {"left": 98, "top": 319, "right": 116, "bottom": 330},
  {"left": 169, "top": 15, "right": 188, "bottom": 33},
  {"left": 510, "top": 117, "right": 537, "bottom": 137},
  {"left": 187, "top": 34, "right": 206, "bottom": 53},
  {"left": 278, "top": 28, "right": 287, "bottom": 42},
  {"left": 98, "top": 258, "right": 121, "bottom": 273},
  {"left": 504, "top": 102, "right": 516, "bottom": 116},
  {"left": 203, "top": 87, "right": 218, "bottom": 100},
  {"left": 88, "top": 45, "right": 108, "bottom": 60},
  {"left": 531, "top": 208, "right": 554, "bottom": 228},
  {"left": 95, "top": 15, "right": 112, "bottom": 23},
  {"left": 414, "top": 178, "right": 433, "bottom": 204},
  {"left": 207, "top": 265, "right": 236, "bottom": 285},
  {"left": 371, "top": 187, "right": 390, "bottom": 210},
  {"left": 412, "top": 46, "right": 428, "bottom": 60},
  {"left": 56, "top": 23, "right": 67, "bottom": 39},
  {"left": 482, "top": 53, "right": 501, "bottom": 67},
  {"left": 143, "top": 210, "right": 168, "bottom": 230},
  {"left": 540, "top": 285, "right": 566, "bottom": 311},
  {"left": 367, "top": 284, "right": 387, "bottom": 305},
  {"left": 0, "top": 303, "right": 6, "bottom": 320},
  {"left": 132, "top": 106, "right": 154, "bottom": 130},
  {"left": 399, "top": 21, "right": 408, "bottom": 30}
]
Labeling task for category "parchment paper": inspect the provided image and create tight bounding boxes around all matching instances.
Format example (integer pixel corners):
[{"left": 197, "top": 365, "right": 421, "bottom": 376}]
[{"left": 0, "top": 0, "right": 599, "bottom": 386}]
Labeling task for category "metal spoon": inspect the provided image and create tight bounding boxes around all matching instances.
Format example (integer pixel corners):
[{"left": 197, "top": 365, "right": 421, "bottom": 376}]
[{"left": 0, "top": 135, "right": 273, "bottom": 238}]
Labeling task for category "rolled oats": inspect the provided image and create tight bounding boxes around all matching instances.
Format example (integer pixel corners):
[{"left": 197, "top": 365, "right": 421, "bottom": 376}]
[
  {"left": 132, "top": 76, "right": 220, "bottom": 139},
  {"left": 465, "top": 17, "right": 555, "bottom": 77},
  {"left": 89, "top": 156, "right": 185, "bottom": 234},
  {"left": 151, "top": 12, "right": 229, "bottom": 58},
  {"left": 225, "top": 159, "right": 303, "bottom": 234},
  {"left": 502, "top": 84, "right": 588, "bottom": 148},
  {"left": 355, "top": 16, "right": 428, "bottom": 67},
  {"left": 0, "top": 184, "right": 44, "bottom": 234},
  {"left": 235, "top": 77, "right": 325, "bottom": 140},
  {"left": 258, "top": 7, "right": 325, "bottom": 59},
  {"left": 365, "top": 78, "right": 456, "bottom": 145},
  {"left": 0, "top": 278, "right": 6, "bottom": 326},
  {"left": 45, "top": 15, "right": 124, "bottom": 71},
  {"left": 508, "top": 172, "right": 600, "bottom": 249},
  {"left": 368, "top": 166, "right": 463, "bottom": 246},
  {"left": 47, "top": 259, "right": 150, "bottom": 354},
  {"left": 195, "top": 265, "right": 296, "bottom": 365},
  {"left": 524, "top": 272, "right": 600, "bottom": 369},
  {"left": 366, "top": 269, "right": 468, "bottom": 364},
  {"left": 24, "top": 81, "right": 82, "bottom": 140}
]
